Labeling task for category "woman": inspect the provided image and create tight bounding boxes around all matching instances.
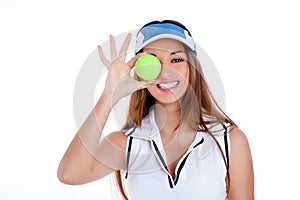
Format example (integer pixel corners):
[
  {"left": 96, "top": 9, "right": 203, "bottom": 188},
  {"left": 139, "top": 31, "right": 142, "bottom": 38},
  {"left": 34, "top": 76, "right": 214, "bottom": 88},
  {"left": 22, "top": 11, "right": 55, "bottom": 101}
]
[{"left": 58, "top": 20, "right": 254, "bottom": 199}]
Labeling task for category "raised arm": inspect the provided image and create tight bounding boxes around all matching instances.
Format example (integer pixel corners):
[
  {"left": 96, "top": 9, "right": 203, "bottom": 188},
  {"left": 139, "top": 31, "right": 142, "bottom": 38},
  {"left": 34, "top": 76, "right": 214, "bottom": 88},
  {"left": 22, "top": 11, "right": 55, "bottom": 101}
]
[{"left": 57, "top": 34, "right": 151, "bottom": 185}]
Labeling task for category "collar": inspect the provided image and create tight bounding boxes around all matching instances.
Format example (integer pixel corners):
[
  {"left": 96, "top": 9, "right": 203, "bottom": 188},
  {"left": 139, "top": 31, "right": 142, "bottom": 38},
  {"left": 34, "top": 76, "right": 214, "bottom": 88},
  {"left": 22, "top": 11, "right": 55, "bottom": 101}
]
[{"left": 125, "top": 108, "right": 160, "bottom": 140}]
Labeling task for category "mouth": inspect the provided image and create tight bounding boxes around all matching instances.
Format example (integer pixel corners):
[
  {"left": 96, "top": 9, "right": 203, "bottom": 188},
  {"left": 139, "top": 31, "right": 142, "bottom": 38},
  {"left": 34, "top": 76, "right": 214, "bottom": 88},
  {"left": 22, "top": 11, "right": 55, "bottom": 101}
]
[{"left": 157, "top": 80, "right": 179, "bottom": 90}]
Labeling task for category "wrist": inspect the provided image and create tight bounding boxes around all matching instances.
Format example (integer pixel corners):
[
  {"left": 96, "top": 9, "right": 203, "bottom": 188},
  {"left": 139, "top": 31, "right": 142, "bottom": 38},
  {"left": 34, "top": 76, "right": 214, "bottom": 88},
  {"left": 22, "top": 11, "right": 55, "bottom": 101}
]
[{"left": 98, "top": 90, "right": 120, "bottom": 108}]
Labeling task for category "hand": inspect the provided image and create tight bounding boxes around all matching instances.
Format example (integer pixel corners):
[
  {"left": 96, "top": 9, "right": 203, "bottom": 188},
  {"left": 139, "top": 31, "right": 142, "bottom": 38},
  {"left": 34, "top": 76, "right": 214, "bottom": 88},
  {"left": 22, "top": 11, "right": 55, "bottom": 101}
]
[{"left": 97, "top": 33, "right": 152, "bottom": 104}]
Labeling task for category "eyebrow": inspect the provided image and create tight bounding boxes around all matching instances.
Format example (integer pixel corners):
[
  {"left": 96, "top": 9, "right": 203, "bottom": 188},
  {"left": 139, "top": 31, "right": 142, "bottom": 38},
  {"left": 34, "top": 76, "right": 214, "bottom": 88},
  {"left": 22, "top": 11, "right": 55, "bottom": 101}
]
[{"left": 170, "top": 50, "right": 184, "bottom": 55}]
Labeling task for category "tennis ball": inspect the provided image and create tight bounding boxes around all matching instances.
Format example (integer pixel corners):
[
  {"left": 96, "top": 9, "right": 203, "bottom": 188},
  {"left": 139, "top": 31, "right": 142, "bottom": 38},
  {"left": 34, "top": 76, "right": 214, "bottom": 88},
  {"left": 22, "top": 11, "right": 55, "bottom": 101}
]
[{"left": 134, "top": 54, "right": 161, "bottom": 80}]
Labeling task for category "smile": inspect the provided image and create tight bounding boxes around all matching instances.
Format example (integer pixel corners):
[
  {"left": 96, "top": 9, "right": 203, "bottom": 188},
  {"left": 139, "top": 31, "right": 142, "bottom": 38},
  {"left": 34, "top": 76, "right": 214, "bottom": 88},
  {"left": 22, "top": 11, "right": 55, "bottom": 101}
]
[{"left": 157, "top": 81, "right": 179, "bottom": 90}]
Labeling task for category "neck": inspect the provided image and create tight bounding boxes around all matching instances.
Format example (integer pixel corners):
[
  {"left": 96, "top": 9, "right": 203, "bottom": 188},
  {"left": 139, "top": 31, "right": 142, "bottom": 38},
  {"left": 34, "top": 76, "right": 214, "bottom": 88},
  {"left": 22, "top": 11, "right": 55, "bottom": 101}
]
[
  {"left": 154, "top": 102, "right": 182, "bottom": 135},
  {"left": 153, "top": 102, "right": 196, "bottom": 151}
]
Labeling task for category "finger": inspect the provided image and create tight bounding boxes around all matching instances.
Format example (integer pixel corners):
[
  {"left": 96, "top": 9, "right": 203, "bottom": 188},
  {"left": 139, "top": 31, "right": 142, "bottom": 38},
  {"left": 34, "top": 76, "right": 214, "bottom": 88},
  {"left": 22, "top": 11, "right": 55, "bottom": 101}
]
[
  {"left": 97, "top": 45, "right": 110, "bottom": 66},
  {"left": 134, "top": 79, "right": 156, "bottom": 91},
  {"left": 119, "top": 33, "right": 132, "bottom": 61},
  {"left": 110, "top": 35, "right": 117, "bottom": 61},
  {"left": 127, "top": 52, "right": 147, "bottom": 69}
]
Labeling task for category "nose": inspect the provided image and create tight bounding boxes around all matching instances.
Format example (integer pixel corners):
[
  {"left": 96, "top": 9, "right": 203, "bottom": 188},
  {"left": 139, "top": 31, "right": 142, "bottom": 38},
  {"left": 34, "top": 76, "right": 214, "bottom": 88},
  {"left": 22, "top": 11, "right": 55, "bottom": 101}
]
[{"left": 157, "top": 64, "right": 179, "bottom": 79}]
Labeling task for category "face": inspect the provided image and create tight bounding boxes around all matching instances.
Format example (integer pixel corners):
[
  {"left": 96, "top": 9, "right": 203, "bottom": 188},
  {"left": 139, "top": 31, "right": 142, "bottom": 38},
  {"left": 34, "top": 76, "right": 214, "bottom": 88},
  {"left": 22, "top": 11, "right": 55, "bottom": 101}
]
[{"left": 142, "top": 39, "right": 190, "bottom": 105}]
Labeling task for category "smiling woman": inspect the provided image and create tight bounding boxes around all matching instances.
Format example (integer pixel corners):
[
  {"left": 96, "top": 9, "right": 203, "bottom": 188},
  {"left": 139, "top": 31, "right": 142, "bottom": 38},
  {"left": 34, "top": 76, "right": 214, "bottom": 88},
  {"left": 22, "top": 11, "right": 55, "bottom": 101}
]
[{"left": 57, "top": 20, "right": 254, "bottom": 200}]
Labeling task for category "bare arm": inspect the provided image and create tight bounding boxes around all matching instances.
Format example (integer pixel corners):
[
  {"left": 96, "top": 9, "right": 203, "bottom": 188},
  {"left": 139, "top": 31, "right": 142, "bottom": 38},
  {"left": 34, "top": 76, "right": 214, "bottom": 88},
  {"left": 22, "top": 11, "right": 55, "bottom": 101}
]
[
  {"left": 228, "top": 127, "right": 255, "bottom": 199},
  {"left": 57, "top": 34, "right": 151, "bottom": 185},
  {"left": 57, "top": 93, "right": 122, "bottom": 185}
]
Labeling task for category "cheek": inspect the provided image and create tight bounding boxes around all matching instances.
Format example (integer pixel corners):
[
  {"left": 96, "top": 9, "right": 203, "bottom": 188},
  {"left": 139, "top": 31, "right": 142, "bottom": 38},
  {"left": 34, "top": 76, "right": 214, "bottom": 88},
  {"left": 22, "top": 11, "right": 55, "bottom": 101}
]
[
  {"left": 179, "top": 65, "right": 190, "bottom": 93},
  {"left": 177, "top": 64, "right": 189, "bottom": 81},
  {"left": 185, "top": 67, "right": 189, "bottom": 79}
]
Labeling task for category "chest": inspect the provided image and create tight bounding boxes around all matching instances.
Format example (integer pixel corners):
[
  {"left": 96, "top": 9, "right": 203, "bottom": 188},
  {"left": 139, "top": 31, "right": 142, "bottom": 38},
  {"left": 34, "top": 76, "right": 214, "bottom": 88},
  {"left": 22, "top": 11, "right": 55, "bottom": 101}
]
[{"left": 124, "top": 137, "right": 227, "bottom": 199}]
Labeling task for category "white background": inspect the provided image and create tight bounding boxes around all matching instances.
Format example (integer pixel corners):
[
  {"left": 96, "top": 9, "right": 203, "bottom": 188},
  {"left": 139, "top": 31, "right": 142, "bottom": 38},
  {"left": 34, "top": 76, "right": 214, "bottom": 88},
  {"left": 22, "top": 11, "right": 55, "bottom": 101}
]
[{"left": 1, "top": 0, "right": 299, "bottom": 199}]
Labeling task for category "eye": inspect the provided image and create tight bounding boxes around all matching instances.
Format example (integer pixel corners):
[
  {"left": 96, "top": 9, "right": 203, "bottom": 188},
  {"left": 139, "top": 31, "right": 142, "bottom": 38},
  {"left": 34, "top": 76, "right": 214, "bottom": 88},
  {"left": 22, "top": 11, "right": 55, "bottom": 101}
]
[{"left": 171, "top": 58, "right": 184, "bottom": 63}]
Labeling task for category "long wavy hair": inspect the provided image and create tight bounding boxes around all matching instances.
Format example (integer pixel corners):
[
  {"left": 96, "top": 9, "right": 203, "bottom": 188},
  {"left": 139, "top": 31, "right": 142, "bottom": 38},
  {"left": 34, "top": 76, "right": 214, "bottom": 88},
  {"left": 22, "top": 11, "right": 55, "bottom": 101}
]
[{"left": 114, "top": 43, "right": 235, "bottom": 199}]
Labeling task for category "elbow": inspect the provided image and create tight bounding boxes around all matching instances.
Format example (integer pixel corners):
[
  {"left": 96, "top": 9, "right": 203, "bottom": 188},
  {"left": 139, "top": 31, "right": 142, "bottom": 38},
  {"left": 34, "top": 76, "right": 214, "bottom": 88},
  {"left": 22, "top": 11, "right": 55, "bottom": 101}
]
[
  {"left": 57, "top": 168, "right": 75, "bottom": 185},
  {"left": 57, "top": 164, "right": 81, "bottom": 185}
]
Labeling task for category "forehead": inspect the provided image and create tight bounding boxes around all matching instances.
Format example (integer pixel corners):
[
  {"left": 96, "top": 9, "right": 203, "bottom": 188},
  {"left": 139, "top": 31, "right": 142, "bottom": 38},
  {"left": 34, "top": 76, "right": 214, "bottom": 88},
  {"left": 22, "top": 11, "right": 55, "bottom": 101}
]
[{"left": 143, "top": 38, "right": 185, "bottom": 53}]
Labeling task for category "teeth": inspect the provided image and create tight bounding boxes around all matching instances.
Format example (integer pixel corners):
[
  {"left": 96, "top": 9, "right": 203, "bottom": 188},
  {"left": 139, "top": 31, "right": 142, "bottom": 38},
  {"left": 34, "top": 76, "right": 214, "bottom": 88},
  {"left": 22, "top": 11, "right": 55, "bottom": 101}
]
[{"left": 158, "top": 81, "right": 179, "bottom": 89}]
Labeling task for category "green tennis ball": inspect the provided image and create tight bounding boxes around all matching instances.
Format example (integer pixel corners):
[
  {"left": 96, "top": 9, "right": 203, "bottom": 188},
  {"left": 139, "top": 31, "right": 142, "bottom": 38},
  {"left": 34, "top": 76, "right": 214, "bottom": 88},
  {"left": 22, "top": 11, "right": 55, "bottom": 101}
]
[{"left": 134, "top": 54, "right": 161, "bottom": 80}]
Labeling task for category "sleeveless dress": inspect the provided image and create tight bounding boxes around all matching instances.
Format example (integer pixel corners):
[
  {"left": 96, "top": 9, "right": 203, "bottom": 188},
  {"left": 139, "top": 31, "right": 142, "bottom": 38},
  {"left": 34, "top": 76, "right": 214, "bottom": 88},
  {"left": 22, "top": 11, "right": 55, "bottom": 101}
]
[{"left": 122, "top": 109, "right": 230, "bottom": 200}]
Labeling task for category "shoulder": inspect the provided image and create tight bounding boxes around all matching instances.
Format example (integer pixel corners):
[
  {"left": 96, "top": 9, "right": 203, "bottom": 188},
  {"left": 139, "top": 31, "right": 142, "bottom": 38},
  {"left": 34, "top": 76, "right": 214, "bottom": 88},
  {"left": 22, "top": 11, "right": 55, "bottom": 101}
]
[
  {"left": 228, "top": 126, "right": 252, "bottom": 165},
  {"left": 106, "top": 130, "right": 128, "bottom": 151},
  {"left": 89, "top": 131, "right": 129, "bottom": 172},
  {"left": 228, "top": 126, "right": 255, "bottom": 199},
  {"left": 228, "top": 126, "right": 250, "bottom": 148}
]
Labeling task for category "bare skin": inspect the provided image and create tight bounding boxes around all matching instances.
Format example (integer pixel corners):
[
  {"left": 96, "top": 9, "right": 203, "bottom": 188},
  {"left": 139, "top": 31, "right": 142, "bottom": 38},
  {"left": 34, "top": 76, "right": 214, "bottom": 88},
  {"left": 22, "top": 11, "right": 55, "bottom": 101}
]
[
  {"left": 57, "top": 35, "right": 254, "bottom": 199},
  {"left": 57, "top": 33, "right": 151, "bottom": 184}
]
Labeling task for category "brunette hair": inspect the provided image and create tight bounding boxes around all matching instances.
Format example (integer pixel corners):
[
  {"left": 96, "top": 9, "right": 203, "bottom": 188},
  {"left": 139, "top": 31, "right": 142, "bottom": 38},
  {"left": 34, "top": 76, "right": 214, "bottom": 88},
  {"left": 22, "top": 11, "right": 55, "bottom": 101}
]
[{"left": 114, "top": 44, "right": 234, "bottom": 199}]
